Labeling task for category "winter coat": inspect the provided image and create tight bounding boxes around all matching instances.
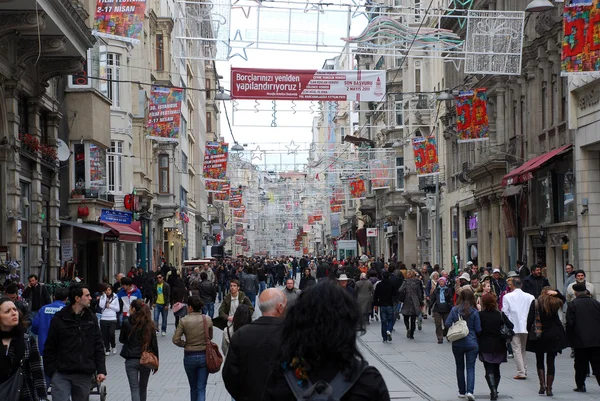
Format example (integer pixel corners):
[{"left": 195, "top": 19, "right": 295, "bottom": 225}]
[
  {"left": 0, "top": 334, "right": 47, "bottom": 401},
  {"left": 298, "top": 275, "right": 316, "bottom": 291},
  {"left": 197, "top": 280, "right": 217, "bottom": 304},
  {"left": 240, "top": 272, "right": 259, "bottom": 294},
  {"left": 31, "top": 300, "right": 66, "bottom": 356},
  {"left": 152, "top": 281, "right": 171, "bottom": 306},
  {"left": 522, "top": 274, "right": 550, "bottom": 299},
  {"left": 445, "top": 306, "right": 481, "bottom": 349},
  {"left": 116, "top": 285, "right": 143, "bottom": 317},
  {"left": 526, "top": 292, "right": 568, "bottom": 353},
  {"left": 566, "top": 294, "right": 600, "bottom": 349},
  {"left": 355, "top": 279, "right": 374, "bottom": 315},
  {"left": 119, "top": 318, "right": 159, "bottom": 360},
  {"left": 478, "top": 310, "right": 513, "bottom": 355},
  {"left": 99, "top": 294, "right": 120, "bottom": 321},
  {"left": 400, "top": 278, "right": 424, "bottom": 316},
  {"left": 218, "top": 291, "right": 255, "bottom": 320},
  {"left": 430, "top": 286, "right": 454, "bottom": 314}
]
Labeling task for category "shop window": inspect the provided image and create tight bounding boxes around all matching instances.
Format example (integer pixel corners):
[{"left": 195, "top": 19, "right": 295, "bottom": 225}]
[{"left": 556, "top": 170, "right": 576, "bottom": 222}]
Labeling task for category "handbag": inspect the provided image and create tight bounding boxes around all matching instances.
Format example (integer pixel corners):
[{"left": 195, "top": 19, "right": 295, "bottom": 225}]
[
  {"left": 447, "top": 313, "right": 469, "bottom": 342},
  {"left": 528, "top": 300, "right": 542, "bottom": 341},
  {"left": 499, "top": 311, "right": 514, "bottom": 341},
  {"left": 0, "top": 366, "right": 24, "bottom": 399},
  {"left": 140, "top": 349, "right": 159, "bottom": 370},
  {"left": 202, "top": 315, "right": 223, "bottom": 374}
]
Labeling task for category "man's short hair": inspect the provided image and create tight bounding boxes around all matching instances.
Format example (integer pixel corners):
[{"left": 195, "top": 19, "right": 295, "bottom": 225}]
[
  {"left": 68, "top": 284, "right": 88, "bottom": 305},
  {"left": 28, "top": 274, "right": 38, "bottom": 281},
  {"left": 121, "top": 277, "right": 133, "bottom": 286},
  {"left": 5, "top": 284, "right": 18, "bottom": 295},
  {"left": 575, "top": 269, "right": 586, "bottom": 277},
  {"left": 566, "top": 263, "right": 574, "bottom": 270},
  {"left": 230, "top": 279, "right": 240, "bottom": 287},
  {"left": 54, "top": 287, "right": 69, "bottom": 301},
  {"left": 512, "top": 278, "right": 522, "bottom": 288}
]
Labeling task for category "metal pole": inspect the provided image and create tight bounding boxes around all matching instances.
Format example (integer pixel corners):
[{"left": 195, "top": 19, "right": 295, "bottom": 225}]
[
  {"left": 140, "top": 219, "right": 146, "bottom": 271},
  {"left": 435, "top": 173, "right": 441, "bottom": 265},
  {"left": 147, "top": 218, "right": 153, "bottom": 271}
]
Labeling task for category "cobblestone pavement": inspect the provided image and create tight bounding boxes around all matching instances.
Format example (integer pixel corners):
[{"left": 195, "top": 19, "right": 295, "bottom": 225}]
[{"left": 101, "top": 299, "right": 600, "bottom": 401}]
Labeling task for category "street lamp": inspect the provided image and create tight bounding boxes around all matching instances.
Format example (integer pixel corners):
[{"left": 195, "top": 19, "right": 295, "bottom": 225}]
[
  {"left": 436, "top": 91, "right": 455, "bottom": 101},
  {"left": 231, "top": 142, "right": 244, "bottom": 152},
  {"left": 392, "top": 140, "right": 402, "bottom": 148},
  {"left": 525, "top": 0, "right": 554, "bottom": 12},
  {"left": 214, "top": 87, "right": 231, "bottom": 101}
]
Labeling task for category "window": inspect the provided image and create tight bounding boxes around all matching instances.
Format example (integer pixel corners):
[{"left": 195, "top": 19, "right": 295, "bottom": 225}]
[
  {"left": 18, "top": 95, "right": 29, "bottom": 134},
  {"left": 107, "top": 141, "right": 123, "bottom": 192},
  {"left": 180, "top": 186, "right": 188, "bottom": 208},
  {"left": 541, "top": 81, "right": 547, "bottom": 129},
  {"left": 181, "top": 116, "right": 187, "bottom": 138},
  {"left": 414, "top": 61, "right": 422, "bottom": 93},
  {"left": 156, "top": 34, "right": 164, "bottom": 71},
  {"left": 561, "top": 77, "right": 568, "bottom": 123},
  {"left": 395, "top": 157, "right": 405, "bottom": 191},
  {"left": 551, "top": 75, "right": 557, "bottom": 127},
  {"left": 340, "top": 127, "right": 345, "bottom": 141},
  {"left": 206, "top": 112, "right": 212, "bottom": 133},
  {"left": 158, "top": 155, "right": 169, "bottom": 194},
  {"left": 205, "top": 79, "right": 211, "bottom": 100},
  {"left": 415, "top": 0, "right": 422, "bottom": 22},
  {"left": 181, "top": 151, "right": 188, "bottom": 171},
  {"left": 395, "top": 94, "right": 404, "bottom": 126},
  {"left": 106, "top": 53, "right": 120, "bottom": 107},
  {"left": 535, "top": 174, "right": 552, "bottom": 225}
]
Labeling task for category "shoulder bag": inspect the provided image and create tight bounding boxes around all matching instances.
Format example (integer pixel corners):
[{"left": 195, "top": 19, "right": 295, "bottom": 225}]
[
  {"left": 528, "top": 300, "right": 542, "bottom": 341},
  {"left": 499, "top": 311, "right": 514, "bottom": 341},
  {"left": 446, "top": 312, "right": 469, "bottom": 342},
  {"left": 202, "top": 315, "right": 223, "bottom": 374},
  {"left": 140, "top": 333, "right": 159, "bottom": 371},
  {"left": 0, "top": 335, "right": 30, "bottom": 399}
]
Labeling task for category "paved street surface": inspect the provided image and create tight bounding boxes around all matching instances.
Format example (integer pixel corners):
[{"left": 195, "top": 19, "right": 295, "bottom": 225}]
[{"left": 102, "top": 302, "right": 600, "bottom": 401}]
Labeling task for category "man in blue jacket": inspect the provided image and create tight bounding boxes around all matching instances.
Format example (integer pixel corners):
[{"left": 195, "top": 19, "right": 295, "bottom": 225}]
[{"left": 32, "top": 287, "right": 69, "bottom": 356}]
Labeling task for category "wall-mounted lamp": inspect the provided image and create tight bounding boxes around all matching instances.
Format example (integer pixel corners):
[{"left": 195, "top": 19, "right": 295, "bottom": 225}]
[
  {"left": 581, "top": 197, "right": 589, "bottom": 215},
  {"left": 170, "top": 241, "right": 174, "bottom": 248},
  {"left": 538, "top": 226, "right": 546, "bottom": 244}
]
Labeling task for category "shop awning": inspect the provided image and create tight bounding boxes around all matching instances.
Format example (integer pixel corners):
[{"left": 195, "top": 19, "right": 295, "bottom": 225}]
[
  {"left": 502, "top": 184, "right": 523, "bottom": 198},
  {"left": 501, "top": 144, "right": 572, "bottom": 187},
  {"left": 343, "top": 135, "right": 375, "bottom": 148},
  {"left": 101, "top": 221, "right": 142, "bottom": 243},
  {"left": 60, "top": 220, "right": 111, "bottom": 235}
]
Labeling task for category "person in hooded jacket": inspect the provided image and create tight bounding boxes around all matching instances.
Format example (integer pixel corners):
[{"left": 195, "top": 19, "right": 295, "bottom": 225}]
[
  {"left": 31, "top": 287, "right": 68, "bottom": 357},
  {"left": 399, "top": 270, "right": 424, "bottom": 339}
]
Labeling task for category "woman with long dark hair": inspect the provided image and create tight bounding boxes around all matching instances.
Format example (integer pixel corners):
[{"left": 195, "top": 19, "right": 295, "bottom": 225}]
[
  {"left": 264, "top": 282, "right": 390, "bottom": 400},
  {"left": 478, "top": 293, "right": 513, "bottom": 400},
  {"left": 526, "top": 287, "right": 567, "bottom": 396},
  {"left": 0, "top": 297, "right": 46, "bottom": 400},
  {"left": 445, "top": 288, "right": 482, "bottom": 401},
  {"left": 120, "top": 299, "right": 159, "bottom": 401}
]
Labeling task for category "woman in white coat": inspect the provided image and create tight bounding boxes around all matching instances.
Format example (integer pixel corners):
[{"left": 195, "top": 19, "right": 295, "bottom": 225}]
[{"left": 99, "top": 283, "right": 121, "bottom": 355}]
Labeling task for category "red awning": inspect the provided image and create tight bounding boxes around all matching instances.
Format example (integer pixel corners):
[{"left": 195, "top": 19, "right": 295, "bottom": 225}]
[
  {"left": 102, "top": 221, "right": 142, "bottom": 243},
  {"left": 501, "top": 144, "right": 572, "bottom": 187}
]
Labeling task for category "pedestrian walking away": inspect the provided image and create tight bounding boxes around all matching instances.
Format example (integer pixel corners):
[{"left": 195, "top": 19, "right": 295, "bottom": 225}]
[{"left": 502, "top": 277, "right": 534, "bottom": 380}]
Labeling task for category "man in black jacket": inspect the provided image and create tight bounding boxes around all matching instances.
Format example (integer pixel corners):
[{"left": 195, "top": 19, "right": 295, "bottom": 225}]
[
  {"left": 223, "top": 288, "right": 287, "bottom": 401},
  {"left": 566, "top": 282, "right": 600, "bottom": 392},
  {"left": 373, "top": 271, "right": 395, "bottom": 343},
  {"left": 44, "top": 284, "right": 106, "bottom": 401},
  {"left": 22, "top": 274, "right": 51, "bottom": 322},
  {"left": 522, "top": 265, "right": 550, "bottom": 299},
  {"left": 197, "top": 272, "right": 217, "bottom": 317}
]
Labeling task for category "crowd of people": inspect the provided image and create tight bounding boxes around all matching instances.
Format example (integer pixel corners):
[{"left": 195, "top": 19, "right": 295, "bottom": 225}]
[{"left": 0, "top": 255, "right": 599, "bottom": 401}]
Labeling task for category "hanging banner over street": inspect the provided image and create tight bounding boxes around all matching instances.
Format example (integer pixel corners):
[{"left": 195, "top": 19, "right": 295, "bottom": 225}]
[
  {"left": 412, "top": 137, "right": 440, "bottom": 176},
  {"left": 349, "top": 178, "right": 367, "bottom": 200},
  {"left": 203, "top": 142, "right": 229, "bottom": 181},
  {"left": 456, "top": 88, "right": 489, "bottom": 143},
  {"left": 562, "top": 1, "right": 600, "bottom": 74},
  {"left": 147, "top": 86, "right": 183, "bottom": 142},
  {"left": 229, "top": 188, "right": 243, "bottom": 209},
  {"left": 205, "top": 180, "right": 229, "bottom": 193},
  {"left": 93, "top": 0, "right": 146, "bottom": 43},
  {"left": 369, "top": 158, "right": 392, "bottom": 190},
  {"left": 214, "top": 182, "right": 230, "bottom": 201},
  {"left": 231, "top": 68, "right": 386, "bottom": 101},
  {"left": 233, "top": 207, "right": 246, "bottom": 219}
]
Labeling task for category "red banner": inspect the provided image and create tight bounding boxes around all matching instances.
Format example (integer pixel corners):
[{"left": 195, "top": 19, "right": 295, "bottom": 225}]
[
  {"left": 456, "top": 88, "right": 489, "bottom": 143},
  {"left": 147, "top": 86, "right": 183, "bottom": 142},
  {"left": 349, "top": 178, "right": 367, "bottom": 199},
  {"left": 214, "top": 182, "right": 230, "bottom": 201},
  {"left": 229, "top": 188, "right": 243, "bottom": 209},
  {"left": 203, "top": 142, "right": 228, "bottom": 180},
  {"left": 562, "top": 2, "right": 600, "bottom": 74},
  {"left": 93, "top": 0, "right": 146, "bottom": 43},
  {"left": 412, "top": 137, "right": 439, "bottom": 176},
  {"left": 231, "top": 68, "right": 386, "bottom": 101}
]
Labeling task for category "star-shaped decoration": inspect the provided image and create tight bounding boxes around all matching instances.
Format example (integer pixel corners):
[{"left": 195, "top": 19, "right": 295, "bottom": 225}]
[
  {"left": 228, "top": 41, "right": 254, "bottom": 61},
  {"left": 286, "top": 140, "right": 300, "bottom": 155},
  {"left": 304, "top": 0, "right": 325, "bottom": 14},
  {"left": 251, "top": 145, "right": 263, "bottom": 161},
  {"left": 232, "top": 0, "right": 263, "bottom": 19},
  {"left": 351, "top": 0, "right": 367, "bottom": 19}
]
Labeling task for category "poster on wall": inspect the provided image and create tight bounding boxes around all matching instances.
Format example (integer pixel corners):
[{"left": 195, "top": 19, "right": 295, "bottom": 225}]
[
  {"left": 349, "top": 178, "right": 367, "bottom": 200},
  {"left": 147, "top": 86, "right": 183, "bottom": 142},
  {"left": 456, "top": 88, "right": 489, "bottom": 143},
  {"left": 412, "top": 137, "right": 440, "bottom": 176},
  {"left": 203, "top": 142, "right": 229, "bottom": 180},
  {"left": 93, "top": 0, "right": 147, "bottom": 43},
  {"left": 214, "top": 182, "right": 230, "bottom": 201},
  {"left": 369, "top": 158, "right": 392, "bottom": 189},
  {"left": 562, "top": 1, "right": 600, "bottom": 74},
  {"left": 231, "top": 68, "right": 386, "bottom": 101}
]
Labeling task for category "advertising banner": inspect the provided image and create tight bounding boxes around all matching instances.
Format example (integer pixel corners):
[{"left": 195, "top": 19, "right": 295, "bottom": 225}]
[
  {"left": 235, "top": 235, "right": 244, "bottom": 245},
  {"left": 233, "top": 207, "right": 246, "bottom": 219},
  {"left": 231, "top": 68, "right": 386, "bottom": 102},
  {"left": 562, "top": 1, "right": 600, "bottom": 74},
  {"left": 308, "top": 216, "right": 315, "bottom": 225},
  {"left": 235, "top": 224, "right": 245, "bottom": 235},
  {"left": 214, "top": 182, "right": 230, "bottom": 202},
  {"left": 412, "top": 137, "right": 440, "bottom": 176},
  {"left": 205, "top": 180, "right": 229, "bottom": 193},
  {"left": 330, "top": 213, "right": 340, "bottom": 238},
  {"left": 229, "top": 188, "right": 243, "bottom": 209},
  {"left": 203, "top": 142, "right": 229, "bottom": 180},
  {"left": 147, "top": 86, "right": 183, "bottom": 141},
  {"left": 349, "top": 178, "right": 367, "bottom": 200},
  {"left": 369, "top": 158, "right": 392, "bottom": 190},
  {"left": 93, "top": 0, "right": 146, "bottom": 43},
  {"left": 366, "top": 228, "right": 378, "bottom": 237},
  {"left": 456, "top": 88, "right": 489, "bottom": 143}
]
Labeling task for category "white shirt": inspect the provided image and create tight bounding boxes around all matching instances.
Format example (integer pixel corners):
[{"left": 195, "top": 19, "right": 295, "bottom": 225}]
[
  {"left": 502, "top": 289, "right": 535, "bottom": 334},
  {"left": 99, "top": 294, "right": 120, "bottom": 321},
  {"left": 228, "top": 293, "right": 239, "bottom": 326}
]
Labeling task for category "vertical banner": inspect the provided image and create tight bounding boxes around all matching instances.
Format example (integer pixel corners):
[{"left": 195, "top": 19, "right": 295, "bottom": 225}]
[
  {"left": 203, "top": 142, "right": 229, "bottom": 180},
  {"left": 562, "top": 1, "right": 600, "bottom": 74},
  {"left": 229, "top": 188, "right": 243, "bottom": 209},
  {"left": 456, "top": 88, "right": 489, "bottom": 143},
  {"left": 214, "top": 182, "right": 230, "bottom": 201},
  {"left": 147, "top": 86, "right": 183, "bottom": 142},
  {"left": 308, "top": 216, "right": 316, "bottom": 225},
  {"left": 369, "top": 158, "right": 392, "bottom": 189},
  {"left": 93, "top": 0, "right": 147, "bottom": 43},
  {"left": 349, "top": 178, "right": 367, "bottom": 200},
  {"left": 412, "top": 137, "right": 440, "bottom": 176},
  {"left": 330, "top": 213, "right": 340, "bottom": 238},
  {"left": 233, "top": 207, "right": 246, "bottom": 219}
]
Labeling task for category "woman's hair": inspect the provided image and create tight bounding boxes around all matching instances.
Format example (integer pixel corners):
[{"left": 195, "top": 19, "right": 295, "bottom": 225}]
[
  {"left": 457, "top": 288, "right": 476, "bottom": 317},
  {"left": 188, "top": 295, "right": 204, "bottom": 312},
  {"left": 129, "top": 299, "right": 154, "bottom": 348},
  {"left": 232, "top": 304, "right": 253, "bottom": 332},
  {"left": 278, "top": 282, "right": 365, "bottom": 379},
  {"left": 406, "top": 270, "right": 417, "bottom": 279},
  {"left": 480, "top": 292, "right": 498, "bottom": 312},
  {"left": 0, "top": 297, "right": 27, "bottom": 331},
  {"left": 538, "top": 287, "right": 564, "bottom": 315},
  {"left": 430, "top": 272, "right": 439, "bottom": 280}
]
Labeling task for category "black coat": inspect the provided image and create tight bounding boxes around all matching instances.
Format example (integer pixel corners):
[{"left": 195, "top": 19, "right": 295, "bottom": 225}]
[
  {"left": 43, "top": 305, "right": 106, "bottom": 377},
  {"left": 222, "top": 316, "right": 283, "bottom": 401},
  {"left": 317, "top": 262, "right": 328, "bottom": 278},
  {"left": 478, "top": 310, "right": 513, "bottom": 354},
  {"left": 522, "top": 274, "right": 549, "bottom": 299},
  {"left": 197, "top": 281, "right": 217, "bottom": 303},
  {"left": 119, "top": 318, "right": 159, "bottom": 360},
  {"left": 430, "top": 286, "right": 454, "bottom": 314},
  {"left": 373, "top": 279, "right": 395, "bottom": 307},
  {"left": 566, "top": 294, "right": 600, "bottom": 349},
  {"left": 526, "top": 294, "right": 568, "bottom": 353},
  {"left": 299, "top": 275, "right": 316, "bottom": 291}
]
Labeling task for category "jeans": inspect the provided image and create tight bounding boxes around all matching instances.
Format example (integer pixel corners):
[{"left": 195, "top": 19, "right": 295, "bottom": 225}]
[
  {"left": 202, "top": 302, "right": 215, "bottom": 318},
  {"left": 125, "top": 358, "right": 151, "bottom": 401},
  {"left": 246, "top": 291, "right": 256, "bottom": 307},
  {"left": 379, "top": 306, "right": 394, "bottom": 341},
  {"left": 218, "top": 282, "right": 228, "bottom": 302},
  {"left": 452, "top": 345, "right": 478, "bottom": 395},
  {"left": 50, "top": 372, "right": 93, "bottom": 401},
  {"left": 183, "top": 353, "right": 209, "bottom": 401},
  {"left": 100, "top": 320, "right": 117, "bottom": 351},
  {"left": 154, "top": 304, "right": 168, "bottom": 332},
  {"left": 258, "top": 281, "right": 267, "bottom": 296}
]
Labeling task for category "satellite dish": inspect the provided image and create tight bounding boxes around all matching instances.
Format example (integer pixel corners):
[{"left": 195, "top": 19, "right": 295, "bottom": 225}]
[{"left": 56, "top": 139, "right": 70, "bottom": 161}]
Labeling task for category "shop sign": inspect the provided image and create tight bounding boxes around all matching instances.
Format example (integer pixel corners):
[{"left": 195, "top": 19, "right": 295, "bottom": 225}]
[
  {"left": 100, "top": 209, "right": 133, "bottom": 225},
  {"left": 366, "top": 228, "right": 378, "bottom": 237}
]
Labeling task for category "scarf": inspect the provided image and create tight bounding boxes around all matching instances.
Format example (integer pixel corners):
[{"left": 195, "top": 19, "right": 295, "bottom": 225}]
[
  {"left": 0, "top": 327, "right": 21, "bottom": 339},
  {"left": 438, "top": 286, "right": 447, "bottom": 304}
]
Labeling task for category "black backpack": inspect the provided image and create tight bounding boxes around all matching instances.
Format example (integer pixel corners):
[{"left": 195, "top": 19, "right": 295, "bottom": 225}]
[{"left": 284, "top": 362, "right": 367, "bottom": 401}]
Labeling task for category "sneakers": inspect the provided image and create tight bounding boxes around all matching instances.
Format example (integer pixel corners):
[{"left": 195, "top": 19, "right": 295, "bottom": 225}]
[
  {"left": 105, "top": 351, "right": 110, "bottom": 356},
  {"left": 161, "top": 331, "right": 166, "bottom": 336},
  {"left": 386, "top": 330, "right": 392, "bottom": 342},
  {"left": 112, "top": 348, "right": 117, "bottom": 354},
  {"left": 458, "top": 394, "right": 465, "bottom": 399},
  {"left": 465, "top": 393, "right": 475, "bottom": 401},
  {"left": 156, "top": 331, "right": 160, "bottom": 335},
  {"left": 507, "top": 353, "right": 514, "bottom": 359},
  {"left": 417, "top": 321, "right": 422, "bottom": 331}
]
